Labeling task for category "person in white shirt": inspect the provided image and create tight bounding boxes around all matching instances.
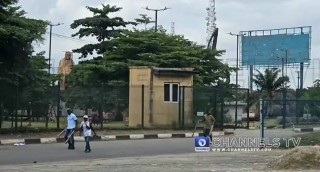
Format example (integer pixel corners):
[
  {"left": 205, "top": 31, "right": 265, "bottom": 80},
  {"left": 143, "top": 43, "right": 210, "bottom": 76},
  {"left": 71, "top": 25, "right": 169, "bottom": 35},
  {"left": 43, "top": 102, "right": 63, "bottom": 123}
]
[
  {"left": 64, "top": 109, "right": 77, "bottom": 150},
  {"left": 79, "top": 115, "right": 97, "bottom": 153}
]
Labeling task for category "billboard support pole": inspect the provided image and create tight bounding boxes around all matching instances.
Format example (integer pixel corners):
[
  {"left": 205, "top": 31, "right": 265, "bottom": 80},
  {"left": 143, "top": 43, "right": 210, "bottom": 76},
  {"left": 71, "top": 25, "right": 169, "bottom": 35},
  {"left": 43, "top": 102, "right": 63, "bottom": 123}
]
[
  {"left": 281, "top": 50, "right": 288, "bottom": 129},
  {"left": 249, "top": 65, "right": 253, "bottom": 91},
  {"left": 300, "top": 62, "right": 304, "bottom": 89},
  {"left": 259, "top": 99, "right": 264, "bottom": 147}
]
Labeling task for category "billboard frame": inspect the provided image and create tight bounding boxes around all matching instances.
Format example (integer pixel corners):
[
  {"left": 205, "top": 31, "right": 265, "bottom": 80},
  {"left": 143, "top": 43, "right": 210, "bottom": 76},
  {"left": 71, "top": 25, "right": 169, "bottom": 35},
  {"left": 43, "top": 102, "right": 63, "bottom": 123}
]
[{"left": 239, "top": 26, "right": 312, "bottom": 68}]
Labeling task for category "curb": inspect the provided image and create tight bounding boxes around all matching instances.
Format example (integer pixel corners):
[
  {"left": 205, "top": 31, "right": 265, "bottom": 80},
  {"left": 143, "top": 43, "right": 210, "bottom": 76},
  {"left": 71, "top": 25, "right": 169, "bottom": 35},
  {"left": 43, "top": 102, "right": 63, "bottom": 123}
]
[
  {"left": 293, "top": 127, "right": 320, "bottom": 132},
  {"left": 0, "top": 131, "right": 232, "bottom": 145}
]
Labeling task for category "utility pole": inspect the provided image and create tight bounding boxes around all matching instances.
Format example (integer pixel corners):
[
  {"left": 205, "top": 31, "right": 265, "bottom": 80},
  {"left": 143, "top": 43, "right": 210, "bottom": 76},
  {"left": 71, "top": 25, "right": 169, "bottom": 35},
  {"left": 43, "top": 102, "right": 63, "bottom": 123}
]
[
  {"left": 277, "top": 49, "right": 288, "bottom": 129},
  {"left": 228, "top": 32, "right": 245, "bottom": 130},
  {"left": 47, "top": 22, "right": 62, "bottom": 129},
  {"left": 48, "top": 22, "right": 63, "bottom": 74},
  {"left": 144, "top": 6, "right": 170, "bottom": 32},
  {"left": 296, "top": 71, "right": 300, "bottom": 89}
]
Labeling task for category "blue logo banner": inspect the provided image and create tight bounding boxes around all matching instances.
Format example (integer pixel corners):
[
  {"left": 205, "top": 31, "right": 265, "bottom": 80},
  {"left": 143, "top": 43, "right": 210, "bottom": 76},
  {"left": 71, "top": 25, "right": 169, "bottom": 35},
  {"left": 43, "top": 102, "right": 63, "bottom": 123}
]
[{"left": 195, "top": 136, "right": 210, "bottom": 152}]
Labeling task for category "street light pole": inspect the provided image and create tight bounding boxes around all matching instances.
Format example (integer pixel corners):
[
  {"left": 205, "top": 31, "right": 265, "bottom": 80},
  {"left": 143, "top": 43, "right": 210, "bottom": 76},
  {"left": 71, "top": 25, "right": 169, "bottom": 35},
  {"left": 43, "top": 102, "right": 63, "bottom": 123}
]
[
  {"left": 144, "top": 6, "right": 170, "bottom": 32},
  {"left": 277, "top": 49, "right": 288, "bottom": 129},
  {"left": 48, "top": 22, "right": 63, "bottom": 74},
  {"left": 228, "top": 32, "right": 242, "bottom": 130},
  {"left": 47, "top": 22, "right": 62, "bottom": 129}
]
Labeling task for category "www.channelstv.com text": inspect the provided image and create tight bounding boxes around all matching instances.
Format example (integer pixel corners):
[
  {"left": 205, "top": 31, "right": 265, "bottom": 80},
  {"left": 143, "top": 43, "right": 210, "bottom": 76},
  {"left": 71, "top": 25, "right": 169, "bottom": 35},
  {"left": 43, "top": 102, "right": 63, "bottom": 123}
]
[{"left": 212, "top": 147, "right": 272, "bottom": 152}]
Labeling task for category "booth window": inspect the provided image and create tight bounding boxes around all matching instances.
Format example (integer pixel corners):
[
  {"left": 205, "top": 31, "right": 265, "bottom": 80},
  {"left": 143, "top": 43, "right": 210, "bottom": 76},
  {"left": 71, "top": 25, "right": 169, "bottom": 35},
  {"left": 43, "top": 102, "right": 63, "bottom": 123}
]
[{"left": 164, "top": 83, "right": 179, "bottom": 103}]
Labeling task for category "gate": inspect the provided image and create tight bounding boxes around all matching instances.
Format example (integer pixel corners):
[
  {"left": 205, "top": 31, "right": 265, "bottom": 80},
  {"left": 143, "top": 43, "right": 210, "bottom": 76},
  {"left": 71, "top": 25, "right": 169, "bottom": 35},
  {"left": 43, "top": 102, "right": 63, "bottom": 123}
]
[{"left": 191, "top": 86, "right": 250, "bottom": 130}]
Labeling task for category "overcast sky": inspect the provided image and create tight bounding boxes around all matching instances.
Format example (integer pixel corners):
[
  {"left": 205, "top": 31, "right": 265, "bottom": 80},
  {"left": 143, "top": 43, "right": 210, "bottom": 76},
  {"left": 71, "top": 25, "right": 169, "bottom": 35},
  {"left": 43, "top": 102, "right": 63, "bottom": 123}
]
[{"left": 19, "top": 0, "right": 320, "bottom": 88}]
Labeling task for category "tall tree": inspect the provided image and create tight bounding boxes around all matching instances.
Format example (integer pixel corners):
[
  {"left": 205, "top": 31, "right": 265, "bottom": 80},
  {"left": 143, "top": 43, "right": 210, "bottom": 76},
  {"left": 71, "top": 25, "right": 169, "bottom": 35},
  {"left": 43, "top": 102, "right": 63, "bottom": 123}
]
[
  {"left": 0, "top": 0, "right": 46, "bottom": 82},
  {"left": 70, "top": 4, "right": 136, "bottom": 59},
  {"left": 134, "top": 14, "right": 154, "bottom": 30},
  {"left": 253, "top": 68, "right": 289, "bottom": 99},
  {"left": 244, "top": 68, "right": 290, "bottom": 116},
  {"left": 303, "top": 80, "right": 320, "bottom": 118},
  {"left": 0, "top": 0, "right": 47, "bottom": 117},
  {"left": 66, "top": 5, "right": 234, "bottom": 120},
  {"left": 102, "top": 29, "right": 232, "bottom": 86}
]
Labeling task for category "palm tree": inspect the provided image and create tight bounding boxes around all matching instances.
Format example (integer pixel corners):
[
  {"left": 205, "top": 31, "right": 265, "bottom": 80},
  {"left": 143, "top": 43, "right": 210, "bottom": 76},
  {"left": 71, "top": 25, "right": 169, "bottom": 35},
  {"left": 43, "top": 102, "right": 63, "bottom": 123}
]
[
  {"left": 244, "top": 68, "right": 289, "bottom": 116},
  {"left": 253, "top": 68, "right": 289, "bottom": 99}
]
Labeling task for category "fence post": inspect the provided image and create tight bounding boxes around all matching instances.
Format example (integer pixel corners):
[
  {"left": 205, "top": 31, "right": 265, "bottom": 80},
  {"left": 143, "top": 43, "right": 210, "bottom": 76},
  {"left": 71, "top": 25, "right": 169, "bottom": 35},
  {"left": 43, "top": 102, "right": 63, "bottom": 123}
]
[
  {"left": 246, "top": 89, "right": 250, "bottom": 129},
  {"left": 11, "top": 111, "right": 13, "bottom": 128},
  {"left": 15, "top": 110, "right": 18, "bottom": 131},
  {"left": 141, "top": 84, "right": 144, "bottom": 128},
  {"left": 15, "top": 84, "right": 19, "bottom": 132},
  {"left": 98, "top": 103, "right": 103, "bottom": 130},
  {"left": 20, "top": 114, "right": 22, "bottom": 129},
  {"left": 45, "top": 115, "right": 48, "bottom": 128},
  {"left": 99, "top": 85, "right": 104, "bottom": 130},
  {"left": 259, "top": 99, "right": 265, "bottom": 144},
  {"left": 45, "top": 104, "right": 49, "bottom": 129},
  {"left": 57, "top": 81, "right": 61, "bottom": 129},
  {"left": 220, "top": 92, "right": 224, "bottom": 131},
  {"left": 214, "top": 89, "right": 217, "bottom": 117},
  {"left": 178, "top": 86, "right": 181, "bottom": 128},
  {"left": 182, "top": 86, "right": 185, "bottom": 128},
  {"left": 0, "top": 103, "right": 2, "bottom": 129},
  {"left": 282, "top": 89, "right": 287, "bottom": 129}
]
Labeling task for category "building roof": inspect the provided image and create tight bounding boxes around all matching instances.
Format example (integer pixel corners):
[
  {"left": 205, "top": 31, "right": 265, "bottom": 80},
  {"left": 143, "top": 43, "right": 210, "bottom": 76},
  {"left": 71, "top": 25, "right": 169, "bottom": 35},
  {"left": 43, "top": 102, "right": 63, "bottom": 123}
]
[
  {"left": 129, "top": 66, "right": 197, "bottom": 77},
  {"left": 152, "top": 67, "right": 196, "bottom": 77}
]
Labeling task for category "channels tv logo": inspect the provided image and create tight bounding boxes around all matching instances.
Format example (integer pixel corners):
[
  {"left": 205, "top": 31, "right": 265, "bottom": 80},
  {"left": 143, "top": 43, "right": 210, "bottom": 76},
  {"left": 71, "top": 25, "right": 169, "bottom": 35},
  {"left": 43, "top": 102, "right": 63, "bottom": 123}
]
[{"left": 195, "top": 136, "right": 210, "bottom": 152}]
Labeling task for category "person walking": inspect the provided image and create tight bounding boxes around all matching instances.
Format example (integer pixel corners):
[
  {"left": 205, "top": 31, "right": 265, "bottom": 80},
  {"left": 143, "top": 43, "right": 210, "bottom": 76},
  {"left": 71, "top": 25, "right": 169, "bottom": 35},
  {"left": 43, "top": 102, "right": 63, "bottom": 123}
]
[
  {"left": 64, "top": 109, "right": 77, "bottom": 150},
  {"left": 202, "top": 112, "right": 216, "bottom": 143},
  {"left": 79, "top": 115, "right": 97, "bottom": 153}
]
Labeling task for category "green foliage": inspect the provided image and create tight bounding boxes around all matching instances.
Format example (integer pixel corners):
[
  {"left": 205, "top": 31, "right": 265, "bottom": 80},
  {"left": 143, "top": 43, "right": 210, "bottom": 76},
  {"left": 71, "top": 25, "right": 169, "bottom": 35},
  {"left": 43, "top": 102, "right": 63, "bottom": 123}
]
[
  {"left": 65, "top": 4, "right": 234, "bottom": 120},
  {"left": 244, "top": 68, "right": 290, "bottom": 114},
  {"left": 253, "top": 68, "right": 289, "bottom": 99},
  {"left": 0, "top": 0, "right": 50, "bottom": 118},
  {"left": 70, "top": 4, "right": 136, "bottom": 58},
  {"left": 134, "top": 14, "right": 154, "bottom": 30},
  {"left": 20, "top": 52, "right": 53, "bottom": 106},
  {"left": 302, "top": 81, "right": 320, "bottom": 117},
  {"left": 304, "top": 80, "right": 320, "bottom": 100}
]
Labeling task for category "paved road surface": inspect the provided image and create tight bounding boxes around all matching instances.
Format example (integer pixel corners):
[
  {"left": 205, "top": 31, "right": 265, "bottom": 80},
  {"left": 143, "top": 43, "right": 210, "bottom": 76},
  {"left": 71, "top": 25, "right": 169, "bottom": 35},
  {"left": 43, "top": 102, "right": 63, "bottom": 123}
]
[
  {"left": 0, "top": 151, "right": 291, "bottom": 172},
  {"left": 0, "top": 129, "right": 299, "bottom": 166},
  {"left": 0, "top": 138, "right": 195, "bottom": 166}
]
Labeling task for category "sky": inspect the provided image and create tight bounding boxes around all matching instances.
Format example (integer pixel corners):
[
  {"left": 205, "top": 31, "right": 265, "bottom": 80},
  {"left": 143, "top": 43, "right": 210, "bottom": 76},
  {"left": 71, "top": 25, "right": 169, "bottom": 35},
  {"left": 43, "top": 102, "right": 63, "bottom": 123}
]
[{"left": 18, "top": 0, "right": 320, "bottom": 89}]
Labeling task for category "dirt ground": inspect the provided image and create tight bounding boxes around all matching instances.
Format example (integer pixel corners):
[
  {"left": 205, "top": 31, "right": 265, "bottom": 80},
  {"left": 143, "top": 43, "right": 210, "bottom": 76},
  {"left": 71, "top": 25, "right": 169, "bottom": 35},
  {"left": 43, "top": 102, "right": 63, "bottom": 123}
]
[{"left": 1, "top": 150, "right": 318, "bottom": 172}]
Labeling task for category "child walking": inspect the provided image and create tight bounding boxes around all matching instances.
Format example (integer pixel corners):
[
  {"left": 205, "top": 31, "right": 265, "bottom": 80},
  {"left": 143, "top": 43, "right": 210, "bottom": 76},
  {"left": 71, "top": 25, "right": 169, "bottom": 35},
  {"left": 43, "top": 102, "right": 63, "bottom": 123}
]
[{"left": 79, "top": 115, "right": 97, "bottom": 153}]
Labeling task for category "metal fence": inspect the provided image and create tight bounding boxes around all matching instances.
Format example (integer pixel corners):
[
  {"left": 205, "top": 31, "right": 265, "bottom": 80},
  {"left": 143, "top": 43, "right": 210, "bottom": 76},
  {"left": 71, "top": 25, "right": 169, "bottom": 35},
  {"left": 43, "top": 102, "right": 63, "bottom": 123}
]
[
  {"left": 0, "top": 81, "right": 61, "bottom": 131},
  {"left": 0, "top": 82, "right": 253, "bottom": 131},
  {"left": 261, "top": 99, "right": 320, "bottom": 129},
  {"left": 192, "top": 87, "right": 250, "bottom": 130}
]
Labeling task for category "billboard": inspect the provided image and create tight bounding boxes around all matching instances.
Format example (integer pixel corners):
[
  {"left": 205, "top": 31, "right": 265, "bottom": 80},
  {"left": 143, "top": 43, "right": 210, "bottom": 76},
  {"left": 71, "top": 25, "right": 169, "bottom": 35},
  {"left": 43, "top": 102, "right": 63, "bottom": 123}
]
[{"left": 240, "top": 26, "right": 311, "bottom": 66}]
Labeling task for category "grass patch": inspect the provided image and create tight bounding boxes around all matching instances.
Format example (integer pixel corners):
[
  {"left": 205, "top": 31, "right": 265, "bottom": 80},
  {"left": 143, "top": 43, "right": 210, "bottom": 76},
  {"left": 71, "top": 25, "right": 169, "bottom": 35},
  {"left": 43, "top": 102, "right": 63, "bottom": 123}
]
[
  {"left": 279, "top": 131, "right": 320, "bottom": 148},
  {"left": 241, "top": 119, "right": 279, "bottom": 129},
  {"left": 265, "top": 119, "right": 279, "bottom": 128}
]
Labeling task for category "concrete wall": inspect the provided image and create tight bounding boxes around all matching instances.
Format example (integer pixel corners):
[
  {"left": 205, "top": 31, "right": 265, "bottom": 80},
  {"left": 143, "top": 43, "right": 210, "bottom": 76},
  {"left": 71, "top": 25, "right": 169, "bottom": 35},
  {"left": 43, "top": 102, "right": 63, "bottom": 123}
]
[
  {"left": 128, "top": 66, "right": 194, "bottom": 127},
  {"left": 128, "top": 67, "right": 151, "bottom": 127},
  {"left": 152, "top": 74, "right": 193, "bottom": 127}
]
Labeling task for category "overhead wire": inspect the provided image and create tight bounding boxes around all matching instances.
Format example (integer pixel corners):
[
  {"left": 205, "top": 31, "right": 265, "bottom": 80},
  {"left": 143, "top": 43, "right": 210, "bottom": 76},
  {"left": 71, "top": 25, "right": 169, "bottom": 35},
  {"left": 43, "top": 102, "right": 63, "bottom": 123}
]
[{"left": 45, "top": 32, "right": 96, "bottom": 44}]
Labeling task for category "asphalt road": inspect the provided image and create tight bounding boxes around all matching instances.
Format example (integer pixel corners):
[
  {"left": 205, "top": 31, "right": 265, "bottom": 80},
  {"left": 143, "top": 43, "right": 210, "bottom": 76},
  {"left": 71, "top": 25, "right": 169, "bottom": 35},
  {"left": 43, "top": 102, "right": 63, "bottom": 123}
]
[
  {"left": 0, "top": 129, "right": 299, "bottom": 166},
  {"left": 0, "top": 138, "right": 195, "bottom": 166}
]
